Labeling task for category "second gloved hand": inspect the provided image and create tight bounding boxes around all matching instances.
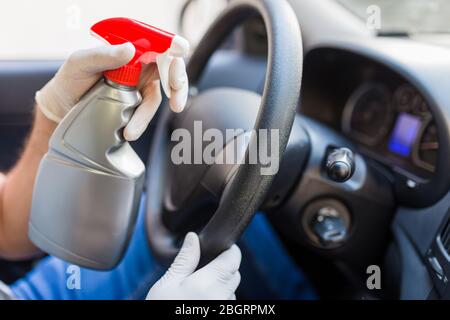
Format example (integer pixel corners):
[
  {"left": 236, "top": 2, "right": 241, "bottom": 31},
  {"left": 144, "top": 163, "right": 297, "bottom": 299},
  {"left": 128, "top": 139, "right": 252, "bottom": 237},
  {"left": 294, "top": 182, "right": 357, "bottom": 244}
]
[
  {"left": 147, "top": 232, "right": 242, "bottom": 300},
  {"left": 36, "top": 42, "right": 189, "bottom": 141}
]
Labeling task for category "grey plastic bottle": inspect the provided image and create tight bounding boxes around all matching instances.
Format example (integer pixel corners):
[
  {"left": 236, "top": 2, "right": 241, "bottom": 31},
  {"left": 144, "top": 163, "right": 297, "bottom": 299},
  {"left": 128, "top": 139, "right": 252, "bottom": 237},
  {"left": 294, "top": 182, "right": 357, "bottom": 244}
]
[{"left": 29, "top": 78, "right": 145, "bottom": 270}]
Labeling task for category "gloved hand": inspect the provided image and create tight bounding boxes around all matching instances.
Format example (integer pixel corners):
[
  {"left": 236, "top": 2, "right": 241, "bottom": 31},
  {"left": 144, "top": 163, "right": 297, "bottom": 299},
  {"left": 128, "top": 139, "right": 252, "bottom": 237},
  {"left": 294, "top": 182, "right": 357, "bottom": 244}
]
[
  {"left": 36, "top": 42, "right": 189, "bottom": 141},
  {"left": 147, "top": 232, "right": 242, "bottom": 300}
]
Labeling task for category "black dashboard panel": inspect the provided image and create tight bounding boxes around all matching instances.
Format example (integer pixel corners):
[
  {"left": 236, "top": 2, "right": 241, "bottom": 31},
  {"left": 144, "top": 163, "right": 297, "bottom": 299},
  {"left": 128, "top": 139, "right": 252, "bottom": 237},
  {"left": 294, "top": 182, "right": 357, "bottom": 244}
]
[{"left": 300, "top": 48, "right": 438, "bottom": 181}]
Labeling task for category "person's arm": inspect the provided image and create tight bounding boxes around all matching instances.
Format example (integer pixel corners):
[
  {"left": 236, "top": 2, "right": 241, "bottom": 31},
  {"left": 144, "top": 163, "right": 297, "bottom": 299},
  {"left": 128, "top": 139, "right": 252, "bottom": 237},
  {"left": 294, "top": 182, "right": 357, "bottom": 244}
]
[
  {"left": 0, "top": 42, "right": 188, "bottom": 260},
  {"left": 0, "top": 109, "right": 56, "bottom": 259}
]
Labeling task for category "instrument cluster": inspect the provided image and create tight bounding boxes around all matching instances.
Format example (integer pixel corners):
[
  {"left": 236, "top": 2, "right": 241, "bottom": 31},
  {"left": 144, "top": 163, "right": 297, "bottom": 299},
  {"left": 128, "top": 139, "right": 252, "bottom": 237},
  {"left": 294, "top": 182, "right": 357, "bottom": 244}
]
[{"left": 342, "top": 83, "right": 438, "bottom": 179}]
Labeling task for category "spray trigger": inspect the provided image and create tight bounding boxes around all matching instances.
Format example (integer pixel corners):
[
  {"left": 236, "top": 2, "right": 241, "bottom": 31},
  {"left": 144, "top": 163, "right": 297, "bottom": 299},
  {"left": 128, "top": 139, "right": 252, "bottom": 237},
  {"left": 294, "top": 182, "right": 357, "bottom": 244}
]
[{"left": 90, "top": 17, "right": 190, "bottom": 90}]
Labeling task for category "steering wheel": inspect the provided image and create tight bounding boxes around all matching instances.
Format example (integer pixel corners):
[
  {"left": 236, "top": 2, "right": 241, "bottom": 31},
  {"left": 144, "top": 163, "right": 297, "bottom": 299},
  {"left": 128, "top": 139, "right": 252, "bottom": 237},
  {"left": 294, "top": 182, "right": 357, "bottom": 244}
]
[{"left": 145, "top": 0, "right": 303, "bottom": 266}]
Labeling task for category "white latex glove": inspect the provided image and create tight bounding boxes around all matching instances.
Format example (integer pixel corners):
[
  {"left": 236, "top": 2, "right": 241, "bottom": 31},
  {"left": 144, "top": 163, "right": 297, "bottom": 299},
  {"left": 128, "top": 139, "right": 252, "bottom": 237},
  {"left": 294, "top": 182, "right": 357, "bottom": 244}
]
[
  {"left": 36, "top": 42, "right": 189, "bottom": 141},
  {"left": 147, "top": 232, "right": 242, "bottom": 300}
]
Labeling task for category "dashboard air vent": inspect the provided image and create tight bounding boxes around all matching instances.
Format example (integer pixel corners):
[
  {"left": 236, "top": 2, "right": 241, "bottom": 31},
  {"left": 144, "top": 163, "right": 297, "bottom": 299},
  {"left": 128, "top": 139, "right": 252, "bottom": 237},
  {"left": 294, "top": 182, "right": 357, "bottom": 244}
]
[{"left": 440, "top": 218, "right": 450, "bottom": 255}]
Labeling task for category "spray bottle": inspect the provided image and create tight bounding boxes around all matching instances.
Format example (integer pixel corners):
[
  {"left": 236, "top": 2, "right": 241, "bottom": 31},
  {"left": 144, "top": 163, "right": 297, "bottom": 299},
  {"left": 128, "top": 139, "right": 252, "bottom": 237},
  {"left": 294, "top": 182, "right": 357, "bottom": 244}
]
[{"left": 29, "top": 18, "right": 189, "bottom": 270}]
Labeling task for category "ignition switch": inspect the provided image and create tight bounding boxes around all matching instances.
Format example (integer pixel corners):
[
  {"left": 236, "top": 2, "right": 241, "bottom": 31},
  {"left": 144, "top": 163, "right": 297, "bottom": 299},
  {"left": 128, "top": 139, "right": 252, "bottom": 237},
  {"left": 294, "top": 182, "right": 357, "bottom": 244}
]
[
  {"left": 312, "top": 206, "right": 347, "bottom": 246},
  {"left": 302, "top": 198, "right": 351, "bottom": 249}
]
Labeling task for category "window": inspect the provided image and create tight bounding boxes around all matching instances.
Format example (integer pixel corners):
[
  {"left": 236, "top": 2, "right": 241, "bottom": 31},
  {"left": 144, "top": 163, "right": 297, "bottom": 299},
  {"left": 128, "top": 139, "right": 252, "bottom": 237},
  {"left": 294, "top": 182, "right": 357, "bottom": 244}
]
[{"left": 0, "top": 0, "right": 225, "bottom": 60}]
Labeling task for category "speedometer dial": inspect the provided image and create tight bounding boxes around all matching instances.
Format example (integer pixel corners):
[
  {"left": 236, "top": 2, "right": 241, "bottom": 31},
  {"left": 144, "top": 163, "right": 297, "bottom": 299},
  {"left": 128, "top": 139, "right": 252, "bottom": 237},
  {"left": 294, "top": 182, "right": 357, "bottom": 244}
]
[{"left": 342, "top": 83, "right": 393, "bottom": 146}]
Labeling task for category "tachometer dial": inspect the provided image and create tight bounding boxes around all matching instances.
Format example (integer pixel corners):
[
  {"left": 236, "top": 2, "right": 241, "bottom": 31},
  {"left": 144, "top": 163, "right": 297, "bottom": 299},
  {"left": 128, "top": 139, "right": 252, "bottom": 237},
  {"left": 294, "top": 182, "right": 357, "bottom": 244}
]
[
  {"left": 342, "top": 83, "right": 393, "bottom": 146},
  {"left": 394, "top": 84, "right": 430, "bottom": 118},
  {"left": 393, "top": 84, "right": 416, "bottom": 114},
  {"left": 412, "top": 94, "right": 430, "bottom": 117}
]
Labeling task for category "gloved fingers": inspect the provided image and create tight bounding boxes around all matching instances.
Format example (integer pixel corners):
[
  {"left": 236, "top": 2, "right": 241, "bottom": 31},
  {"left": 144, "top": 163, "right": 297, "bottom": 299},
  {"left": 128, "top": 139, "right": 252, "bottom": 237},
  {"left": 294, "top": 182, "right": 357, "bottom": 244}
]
[
  {"left": 124, "top": 79, "right": 161, "bottom": 141},
  {"left": 168, "top": 35, "right": 190, "bottom": 57},
  {"left": 166, "top": 232, "right": 201, "bottom": 280},
  {"left": 168, "top": 58, "right": 189, "bottom": 113},
  {"left": 68, "top": 43, "right": 135, "bottom": 75},
  {"left": 169, "top": 79, "right": 189, "bottom": 113},
  {"left": 169, "top": 58, "right": 188, "bottom": 91},
  {"left": 222, "top": 272, "right": 240, "bottom": 300},
  {"left": 204, "top": 244, "right": 242, "bottom": 276},
  {"left": 138, "top": 58, "right": 188, "bottom": 113},
  {"left": 195, "top": 244, "right": 242, "bottom": 286},
  {"left": 201, "top": 270, "right": 240, "bottom": 300},
  {"left": 229, "top": 271, "right": 241, "bottom": 293}
]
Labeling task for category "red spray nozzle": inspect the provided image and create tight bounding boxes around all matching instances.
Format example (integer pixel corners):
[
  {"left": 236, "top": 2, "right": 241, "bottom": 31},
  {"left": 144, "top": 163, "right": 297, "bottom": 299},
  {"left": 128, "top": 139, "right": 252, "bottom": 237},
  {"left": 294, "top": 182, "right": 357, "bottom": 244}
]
[{"left": 91, "top": 17, "right": 189, "bottom": 87}]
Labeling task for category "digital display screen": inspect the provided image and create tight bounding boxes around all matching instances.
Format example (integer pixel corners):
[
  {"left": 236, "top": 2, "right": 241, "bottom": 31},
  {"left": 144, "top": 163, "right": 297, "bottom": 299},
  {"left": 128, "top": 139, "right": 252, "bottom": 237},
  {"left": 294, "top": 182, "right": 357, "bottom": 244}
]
[{"left": 388, "top": 113, "right": 421, "bottom": 157}]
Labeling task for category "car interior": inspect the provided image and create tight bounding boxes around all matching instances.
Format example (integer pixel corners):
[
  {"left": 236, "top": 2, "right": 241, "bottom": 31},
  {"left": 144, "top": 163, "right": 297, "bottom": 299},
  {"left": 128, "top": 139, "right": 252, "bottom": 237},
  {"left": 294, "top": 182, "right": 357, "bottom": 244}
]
[{"left": 1, "top": 0, "right": 450, "bottom": 300}]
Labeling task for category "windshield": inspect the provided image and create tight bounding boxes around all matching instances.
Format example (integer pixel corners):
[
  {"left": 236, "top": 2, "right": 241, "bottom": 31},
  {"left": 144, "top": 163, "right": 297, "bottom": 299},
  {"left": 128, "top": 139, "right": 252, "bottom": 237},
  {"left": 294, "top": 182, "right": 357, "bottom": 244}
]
[{"left": 338, "top": 0, "right": 450, "bottom": 34}]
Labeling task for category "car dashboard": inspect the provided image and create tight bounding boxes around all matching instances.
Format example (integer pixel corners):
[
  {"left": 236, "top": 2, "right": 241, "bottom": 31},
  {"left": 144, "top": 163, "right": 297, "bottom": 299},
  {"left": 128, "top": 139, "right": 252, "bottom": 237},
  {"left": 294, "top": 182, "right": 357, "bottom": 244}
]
[
  {"left": 300, "top": 49, "right": 438, "bottom": 181},
  {"left": 178, "top": 23, "right": 450, "bottom": 298}
]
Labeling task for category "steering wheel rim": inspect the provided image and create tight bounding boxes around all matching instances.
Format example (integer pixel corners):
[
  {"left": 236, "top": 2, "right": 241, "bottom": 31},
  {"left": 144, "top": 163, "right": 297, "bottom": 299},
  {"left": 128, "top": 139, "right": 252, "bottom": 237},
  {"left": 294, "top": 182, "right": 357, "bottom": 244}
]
[{"left": 145, "top": 0, "right": 303, "bottom": 266}]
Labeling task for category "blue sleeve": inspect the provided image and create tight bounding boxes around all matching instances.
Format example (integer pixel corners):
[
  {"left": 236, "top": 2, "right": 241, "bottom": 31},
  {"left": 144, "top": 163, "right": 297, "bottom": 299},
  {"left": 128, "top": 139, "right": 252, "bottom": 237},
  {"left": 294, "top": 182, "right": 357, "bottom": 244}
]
[{"left": 237, "top": 213, "right": 317, "bottom": 300}]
